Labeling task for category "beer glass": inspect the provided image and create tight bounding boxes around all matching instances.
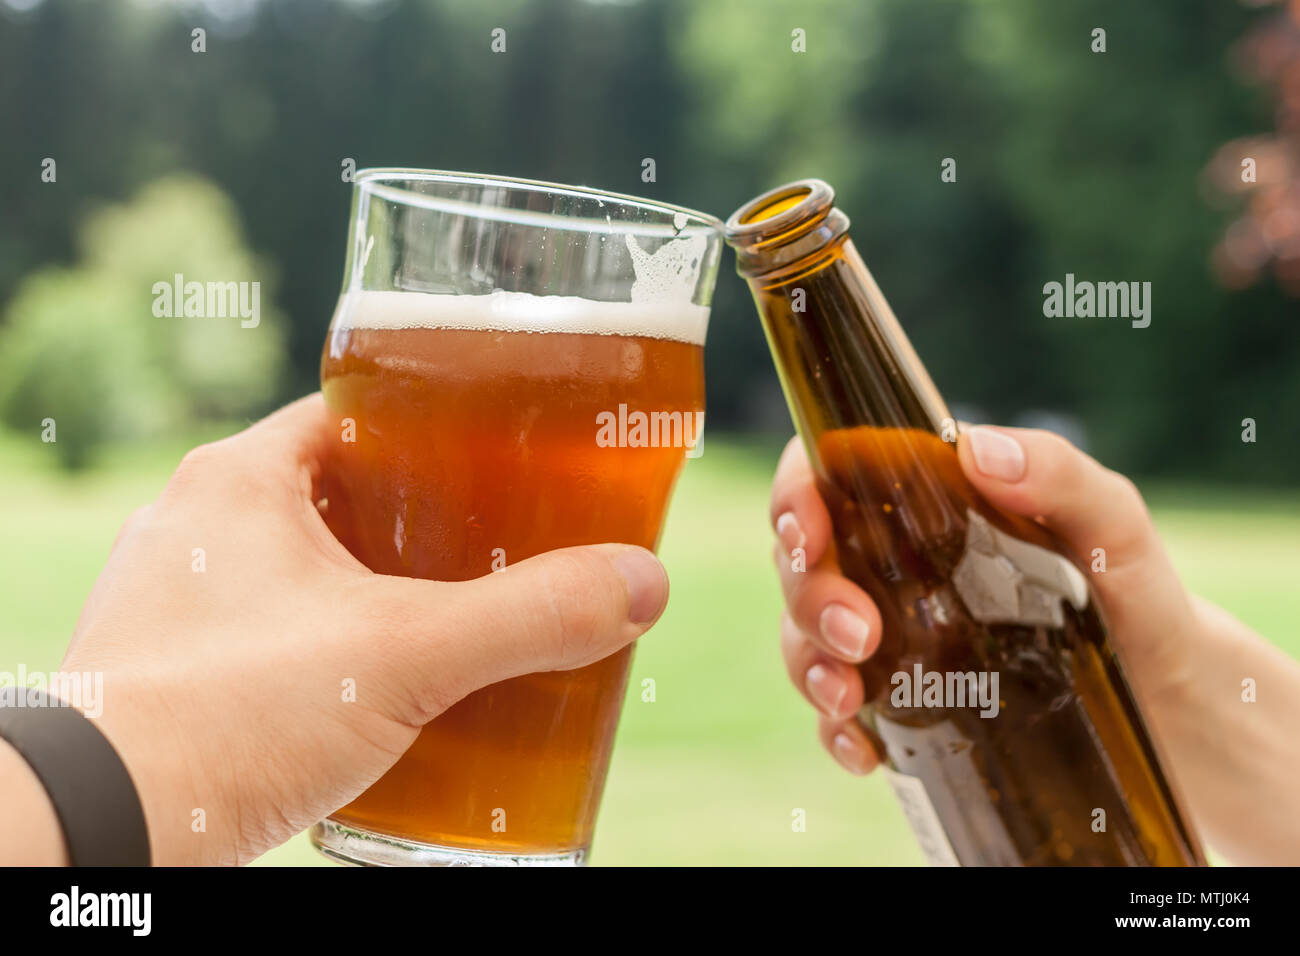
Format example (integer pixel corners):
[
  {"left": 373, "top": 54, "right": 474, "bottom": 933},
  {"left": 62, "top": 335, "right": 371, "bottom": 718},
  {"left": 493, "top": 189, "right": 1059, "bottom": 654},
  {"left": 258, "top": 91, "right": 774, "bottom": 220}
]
[{"left": 309, "top": 170, "right": 722, "bottom": 865}]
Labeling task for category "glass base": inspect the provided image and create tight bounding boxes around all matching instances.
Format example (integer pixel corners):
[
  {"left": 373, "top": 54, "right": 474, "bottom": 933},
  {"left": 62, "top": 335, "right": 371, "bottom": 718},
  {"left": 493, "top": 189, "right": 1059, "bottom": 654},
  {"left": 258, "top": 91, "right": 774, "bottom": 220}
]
[{"left": 309, "top": 818, "right": 588, "bottom": 867}]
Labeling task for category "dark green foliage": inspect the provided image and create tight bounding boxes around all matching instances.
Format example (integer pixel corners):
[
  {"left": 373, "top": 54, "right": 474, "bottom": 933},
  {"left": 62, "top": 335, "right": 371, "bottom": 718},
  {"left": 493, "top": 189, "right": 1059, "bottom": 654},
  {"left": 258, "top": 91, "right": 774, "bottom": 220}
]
[{"left": 0, "top": 0, "right": 1293, "bottom": 481}]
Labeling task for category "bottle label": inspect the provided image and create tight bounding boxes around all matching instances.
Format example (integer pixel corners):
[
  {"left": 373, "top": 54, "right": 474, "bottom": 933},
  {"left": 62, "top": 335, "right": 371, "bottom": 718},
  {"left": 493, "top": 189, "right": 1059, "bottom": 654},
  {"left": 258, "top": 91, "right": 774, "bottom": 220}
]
[
  {"left": 952, "top": 509, "right": 1088, "bottom": 628},
  {"left": 881, "top": 766, "right": 961, "bottom": 867}
]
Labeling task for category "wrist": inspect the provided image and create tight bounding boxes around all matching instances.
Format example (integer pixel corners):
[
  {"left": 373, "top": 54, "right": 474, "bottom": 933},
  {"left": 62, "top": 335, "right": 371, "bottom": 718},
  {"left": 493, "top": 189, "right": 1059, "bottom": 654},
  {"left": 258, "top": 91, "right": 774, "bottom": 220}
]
[
  {"left": 0, "top": 739, "right": 69, "bottom": 865},
  {"left": 1110, "top": 585, "right": 1206, "bottom": 717},
  {"left": 75, "top": 692, "right": 192, "bottom": 866}
]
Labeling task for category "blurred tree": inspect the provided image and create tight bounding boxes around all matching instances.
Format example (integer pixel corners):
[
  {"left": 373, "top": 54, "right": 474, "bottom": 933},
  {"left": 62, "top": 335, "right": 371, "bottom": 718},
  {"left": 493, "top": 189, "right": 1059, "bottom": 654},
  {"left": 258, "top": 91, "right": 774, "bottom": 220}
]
[
  {"left": 0, "top": 174, "right": 287, "bottom": 468},
  {"left": 0, "top": 268, "right": 169, "bottom": 469}
]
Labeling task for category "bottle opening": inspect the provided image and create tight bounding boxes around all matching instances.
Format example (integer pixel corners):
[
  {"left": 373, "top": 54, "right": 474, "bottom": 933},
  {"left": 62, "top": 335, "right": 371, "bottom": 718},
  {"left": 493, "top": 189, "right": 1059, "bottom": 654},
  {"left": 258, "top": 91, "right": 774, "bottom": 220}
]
[
  {"left": 725, "top": 179, "right": 848, "bottom": 277},
  {"left": 738, "top": 187, "right": 814, "bottom": 225}
]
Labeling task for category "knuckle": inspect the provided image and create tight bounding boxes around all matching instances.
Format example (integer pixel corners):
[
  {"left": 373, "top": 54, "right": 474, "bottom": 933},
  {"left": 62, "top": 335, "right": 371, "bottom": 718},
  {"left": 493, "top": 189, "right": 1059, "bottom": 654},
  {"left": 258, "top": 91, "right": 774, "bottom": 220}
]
[
  {"left": 176, "top": 440, "right": 225, "bottom": 475},
  {"left": 125, "top": 503, "right": 153, "bottom": 527},
  {"left": 167, "top": 437, "right": 284, "bottom": 512},
  {"left": 1037, "top": 428, "right": 1075, "bottom": 452},
  {"left": 779, "top": 612, "right": 808, "bottom": 672},
  {"left": 165, "top": 441, "right": 230, "bottom": 499},
  {"left": 1101, "top": 470, "right": 1156, "bottom": 557},
  {"left": 1036, "top": 429, "right": 1079, "bottom": 469},
  {"left": 119, "top": 502, "right": 178, "bottom": 551},
  {"left": 112, "top": 503, "right": 154, "bottom": 548},
  {"left": 786, "top": 575, "right": 820, "bottom": 631},
  {"left": 1027, "top": 431, "right": 1086, "bottom": 494},
  {"left": 771, "top": 539, "right": 787, "bottom": 574},
  {"left": 779, "top": 610, "right": 798, "bottom": 650},
  {"left": 1107, "top": 470, "right": 1148, "bottom": 517}
]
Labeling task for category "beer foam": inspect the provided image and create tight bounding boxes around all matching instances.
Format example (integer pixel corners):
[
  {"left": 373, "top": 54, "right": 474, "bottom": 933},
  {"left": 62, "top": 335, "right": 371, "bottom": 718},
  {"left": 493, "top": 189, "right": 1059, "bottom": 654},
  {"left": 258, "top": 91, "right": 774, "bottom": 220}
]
[{"left": 331, "top": 289, "right": 708, "bottom": 345}]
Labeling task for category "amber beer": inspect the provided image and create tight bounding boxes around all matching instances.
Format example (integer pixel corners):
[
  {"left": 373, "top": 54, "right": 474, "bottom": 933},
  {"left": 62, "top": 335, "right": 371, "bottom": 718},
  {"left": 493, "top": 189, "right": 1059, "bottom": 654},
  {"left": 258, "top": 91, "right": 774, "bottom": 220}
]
[
  {"left": 726, "top": 180, "right": 1204, "bottom": 865},
  {"left": 319, "top": 288, "right": 705, "bottom": 858}
]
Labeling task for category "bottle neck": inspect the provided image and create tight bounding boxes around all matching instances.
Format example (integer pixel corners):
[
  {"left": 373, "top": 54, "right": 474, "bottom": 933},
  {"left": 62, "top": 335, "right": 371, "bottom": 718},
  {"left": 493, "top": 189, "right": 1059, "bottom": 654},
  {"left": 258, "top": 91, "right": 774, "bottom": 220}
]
[
  {"left": 726, "top": 180, "right": 954, "bottom": 441},
  {"left": 746, "top": 235, "right": 954, "bottom": 440},
  {"left": 727, "top": 181, "right": 966, "bottom": 563}
]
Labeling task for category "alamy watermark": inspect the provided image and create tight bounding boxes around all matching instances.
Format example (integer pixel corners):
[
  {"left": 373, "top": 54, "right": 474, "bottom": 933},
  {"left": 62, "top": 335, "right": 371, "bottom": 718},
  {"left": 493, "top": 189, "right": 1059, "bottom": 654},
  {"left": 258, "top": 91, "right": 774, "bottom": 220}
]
[
  {"left": 1042, "top": 273, "right": 1151, "bottom": 328},
  {"left": 596, "top": 404, "right": 705, "bottom": 458},
  {"left": 50, "top": 886, "right": 150, "bottom": 936},
  {"left": 152, "top": 273, "right": 260, "bottom": 328},
  {"left": 891, "top": 663, "right": 1000, "bottom": 718},
  {"left": 0, "top": 666, "right": 103, "bottom": 718}
]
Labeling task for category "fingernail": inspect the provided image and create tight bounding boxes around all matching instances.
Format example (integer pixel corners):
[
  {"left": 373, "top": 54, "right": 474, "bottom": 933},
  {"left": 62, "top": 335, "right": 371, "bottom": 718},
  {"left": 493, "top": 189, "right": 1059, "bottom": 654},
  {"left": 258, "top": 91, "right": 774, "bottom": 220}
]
[
  {"left": 775, "top": 511, "right": 805, "bottom": 553},
  {"left": 820, "top": 603, "right": 871, "bottom": 659},
  {"left": 832, "top": 732, "right": 869, "bottom": 775},
  {"left": 805, "top": 664, "right": 848, "bottom": 716},
  {"left": 968, "top": 426, "right": 1027, "bottom": 482},
  {"left": 613, "top": 547, "right": 669, "bottom": 624}
]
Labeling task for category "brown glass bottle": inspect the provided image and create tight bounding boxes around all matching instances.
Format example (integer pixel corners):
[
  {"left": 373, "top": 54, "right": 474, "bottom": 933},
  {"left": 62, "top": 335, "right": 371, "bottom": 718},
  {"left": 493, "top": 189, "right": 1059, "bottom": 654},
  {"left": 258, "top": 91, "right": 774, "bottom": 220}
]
[{"left": 726, "top": 180, "right": 1204, "bottom": 866}]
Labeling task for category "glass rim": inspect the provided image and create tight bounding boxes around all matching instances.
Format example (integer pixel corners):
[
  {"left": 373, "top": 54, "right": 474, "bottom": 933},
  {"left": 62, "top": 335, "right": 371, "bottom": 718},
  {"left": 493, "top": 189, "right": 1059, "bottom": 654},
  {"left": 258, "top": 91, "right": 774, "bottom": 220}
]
[{"left": 353, "top": 167, "right": 725, "bottom": 235}]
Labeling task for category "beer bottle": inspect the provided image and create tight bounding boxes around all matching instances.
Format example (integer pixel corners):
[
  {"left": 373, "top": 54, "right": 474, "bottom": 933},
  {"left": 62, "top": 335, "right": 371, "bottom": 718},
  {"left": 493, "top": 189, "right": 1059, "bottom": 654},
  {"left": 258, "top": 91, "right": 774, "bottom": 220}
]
[{"left": 725, "top": 180, "right": 1204, "bottom": 866}]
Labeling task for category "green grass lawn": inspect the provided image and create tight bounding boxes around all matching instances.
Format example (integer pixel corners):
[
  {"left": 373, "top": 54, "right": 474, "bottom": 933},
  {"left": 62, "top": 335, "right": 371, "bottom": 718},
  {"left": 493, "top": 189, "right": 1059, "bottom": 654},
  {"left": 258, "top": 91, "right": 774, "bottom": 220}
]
[{"left": 1, "top": 428, "right": 1296, "bottom": 866}]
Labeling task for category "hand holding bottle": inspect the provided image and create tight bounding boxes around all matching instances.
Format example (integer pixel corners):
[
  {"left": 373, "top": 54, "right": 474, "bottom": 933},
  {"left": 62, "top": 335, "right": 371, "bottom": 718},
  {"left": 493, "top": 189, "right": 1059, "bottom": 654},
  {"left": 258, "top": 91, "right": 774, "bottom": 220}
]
[{"left": 771, "top": 425, "right": 1300, "bottom": 866}]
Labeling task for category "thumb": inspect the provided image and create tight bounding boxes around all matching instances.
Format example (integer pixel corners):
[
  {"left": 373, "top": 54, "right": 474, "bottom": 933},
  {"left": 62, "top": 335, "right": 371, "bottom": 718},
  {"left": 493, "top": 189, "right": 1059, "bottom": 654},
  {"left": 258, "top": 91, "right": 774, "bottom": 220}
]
[
  {"left": 955, "top": 425, "right": 1195, "bottom": 686},
  {"left": 359, "top": 544, "right": 668, "bottom": 721}
]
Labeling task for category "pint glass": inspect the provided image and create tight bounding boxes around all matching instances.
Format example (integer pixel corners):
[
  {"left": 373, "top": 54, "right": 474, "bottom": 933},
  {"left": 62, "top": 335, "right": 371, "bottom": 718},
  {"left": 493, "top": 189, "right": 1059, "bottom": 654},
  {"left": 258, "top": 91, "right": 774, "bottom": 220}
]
[{"left": 309, "top": 170, "right": 722, "bottom": 865}]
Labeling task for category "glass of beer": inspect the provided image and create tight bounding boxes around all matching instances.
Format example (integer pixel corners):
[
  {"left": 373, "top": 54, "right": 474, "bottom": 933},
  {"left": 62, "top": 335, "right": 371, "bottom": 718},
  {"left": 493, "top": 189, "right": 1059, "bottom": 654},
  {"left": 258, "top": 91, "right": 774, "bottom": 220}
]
[{"left": 309, "top": 169, "right": 722, "bottom": 866}]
